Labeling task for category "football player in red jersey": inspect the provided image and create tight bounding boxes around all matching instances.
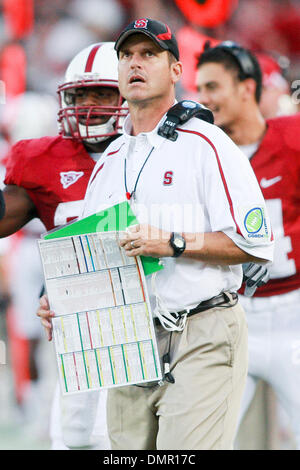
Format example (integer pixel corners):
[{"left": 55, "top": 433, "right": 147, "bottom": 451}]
[
  {"left": 1, "top": 42, "right": 126, "bottom": 235},
  {"left": 0, "top": 41, "right": 127, "bottom": 450},
  {"left": 196, "top": 41, "right": 300, "bottom": 449}
]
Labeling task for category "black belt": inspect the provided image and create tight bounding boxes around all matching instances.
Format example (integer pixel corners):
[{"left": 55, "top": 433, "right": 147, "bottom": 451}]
[{"left": 154, "top": 292, "right": 238, "bottom": 327}]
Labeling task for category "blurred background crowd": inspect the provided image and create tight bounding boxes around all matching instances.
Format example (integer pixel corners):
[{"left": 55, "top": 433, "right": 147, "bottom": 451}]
[
  {"left": 0, "top": 0, "right": 300, "bottom": 450},
  {"left": 1, "top": 0, "right": 300, "bottom": 101}
]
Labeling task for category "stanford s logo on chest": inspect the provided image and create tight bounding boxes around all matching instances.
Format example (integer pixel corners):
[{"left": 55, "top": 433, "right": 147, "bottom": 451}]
[
  {"left": 60, "top": 171, "right": 84, "bottom": 189},
  {"left": 163, "top": 171, "right": 173, "bottom": 185}
]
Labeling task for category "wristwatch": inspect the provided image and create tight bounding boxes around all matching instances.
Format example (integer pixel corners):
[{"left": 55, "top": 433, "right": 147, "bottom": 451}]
[{"left": 169, "top": 232, "right": 186, "bottom": 258}]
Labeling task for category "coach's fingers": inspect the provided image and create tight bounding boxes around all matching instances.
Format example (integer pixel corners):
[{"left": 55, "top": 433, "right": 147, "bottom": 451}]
[
  {"left": 119, "top": 232, "right": 140, "bottom": 248},
  {"left": 37, "top": 304, "right": 55, "bottom": 318},
  {"left": 123, "top": 246, "right": 141, "bottom": 257},
  {"left": 37, "top": 311, "right": 55, "bottom": 321},
  {"left": 123, "top": 239, "right": 142, "bottom": 251},
  {"left": 39, "top": 293, "right": 50, "bottom": 309},
  {"left": 40, "top": 318, "right": 53, "bottom": 342},
  {"left": 37, "top": 294, "right": 54, "bottom": 318},
  {"left": 37, "top": 294, "right": 54, "bottom": 341},
  {"left": 127, "top": 224, "right": 140, "bottom": 234}
]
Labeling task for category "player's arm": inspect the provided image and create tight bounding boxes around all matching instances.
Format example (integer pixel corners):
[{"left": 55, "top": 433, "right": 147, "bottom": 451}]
[{"left": 0, "top": 185, "right": 37, "bottom": 237}]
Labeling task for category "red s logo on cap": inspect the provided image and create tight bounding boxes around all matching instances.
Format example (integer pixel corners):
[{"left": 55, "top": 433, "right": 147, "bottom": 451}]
[{"left": 134, "top": 19, "right": 148, "bottom": 29}]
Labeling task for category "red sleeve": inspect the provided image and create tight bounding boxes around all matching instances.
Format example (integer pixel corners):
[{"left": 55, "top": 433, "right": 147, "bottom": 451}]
[
  {"left": 3, "top": 136, "right": 61, "bottom": 190},
  {"left": 283, "top": 114, "right": 300, "bottom": 152},
  {"left": 4, "top": 140, "right": 27, "bottom": 186}
]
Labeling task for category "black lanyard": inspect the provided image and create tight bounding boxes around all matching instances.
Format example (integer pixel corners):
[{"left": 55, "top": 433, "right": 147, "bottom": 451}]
[{"left": 124, "top": 146, "right": 154, "bottom": 200}]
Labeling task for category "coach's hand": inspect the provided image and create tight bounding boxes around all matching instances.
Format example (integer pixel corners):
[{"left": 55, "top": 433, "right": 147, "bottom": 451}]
[
  {"left": 37, "top": 294, "right": 55, "bottom": 341},
  {"left": 120, "top": 224, "right": 174, "bottom": 258}
]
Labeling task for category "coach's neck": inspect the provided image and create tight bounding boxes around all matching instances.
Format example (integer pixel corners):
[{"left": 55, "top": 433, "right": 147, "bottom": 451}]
[{"left": 128, "top": 94, "right": 175, "bottom": 136}]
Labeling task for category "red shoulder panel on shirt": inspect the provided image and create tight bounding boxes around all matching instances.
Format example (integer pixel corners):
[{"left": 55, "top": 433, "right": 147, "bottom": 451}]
[{"left": 177, "top": 127, "right": 244, "bottom": 238}]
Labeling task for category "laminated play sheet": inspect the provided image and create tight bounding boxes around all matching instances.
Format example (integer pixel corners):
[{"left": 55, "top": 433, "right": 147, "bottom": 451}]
[{"left": 39, "top": 226, "right": 162, "bottom": 395}]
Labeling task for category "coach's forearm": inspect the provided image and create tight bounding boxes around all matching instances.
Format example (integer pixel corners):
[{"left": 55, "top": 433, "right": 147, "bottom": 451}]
[
  {"left": 122, "top": 224, "right": 268, "bottom": 265},
  {"left": 182, "top": 231, "right": 268, "bottom": 265}
]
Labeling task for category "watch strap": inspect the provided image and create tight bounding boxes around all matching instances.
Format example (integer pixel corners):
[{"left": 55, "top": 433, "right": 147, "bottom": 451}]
[{"left": 169, "top": 232, "right": 186, "bottom": 258}]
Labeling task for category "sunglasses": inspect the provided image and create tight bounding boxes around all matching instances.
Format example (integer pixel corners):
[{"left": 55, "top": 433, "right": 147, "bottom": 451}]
[{"left": 215, "top": 41, "right": 256, "bottom": 78}]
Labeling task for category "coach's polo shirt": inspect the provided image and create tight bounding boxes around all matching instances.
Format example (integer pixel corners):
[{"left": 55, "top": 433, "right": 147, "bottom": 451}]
[{"left": 83, "top": 113, "right": 274, "bottom": 312}]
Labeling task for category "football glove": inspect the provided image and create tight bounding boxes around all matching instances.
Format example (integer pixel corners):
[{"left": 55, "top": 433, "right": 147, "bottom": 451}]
[{"left": 242, "top": 262, "right": 270, "bottom": 297}]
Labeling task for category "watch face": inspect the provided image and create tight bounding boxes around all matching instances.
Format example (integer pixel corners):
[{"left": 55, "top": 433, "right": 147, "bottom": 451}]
[
  {"left": 170, "top": 233, "right": 186, "bottom": 257},
  {"left": 174, "top": 237, "right": 184, "bottom": 248}
]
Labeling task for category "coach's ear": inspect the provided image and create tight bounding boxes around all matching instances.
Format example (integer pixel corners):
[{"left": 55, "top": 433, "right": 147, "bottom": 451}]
[{"left": 170, "top": 61, "right": 182, "bottom": 85}]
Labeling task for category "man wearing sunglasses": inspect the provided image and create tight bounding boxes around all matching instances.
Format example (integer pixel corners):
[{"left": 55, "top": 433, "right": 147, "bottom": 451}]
[{"left": 196, "top": 41, "right": 300, "bottom": 449}]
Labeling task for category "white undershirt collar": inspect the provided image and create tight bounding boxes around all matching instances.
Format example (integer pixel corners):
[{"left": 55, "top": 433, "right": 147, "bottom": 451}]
[
  {"left": 238, "top": 141, "right": 259, "bottom": 160},
  {"left": 122, "top": 101, "right": 177, "bottom": 149}
]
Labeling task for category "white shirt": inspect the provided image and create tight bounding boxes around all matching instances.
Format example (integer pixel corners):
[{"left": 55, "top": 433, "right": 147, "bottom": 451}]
[
  {"left": 239, "top": 142, "right": 259, "bottom": 160},
  {"left": 82, "top": 113, "right": 274, "bottom": 312}
]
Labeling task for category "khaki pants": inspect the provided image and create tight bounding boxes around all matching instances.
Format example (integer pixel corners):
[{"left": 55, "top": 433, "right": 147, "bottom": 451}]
[{"left": 107, "top": 299, "right": 248, "bottom": 450}]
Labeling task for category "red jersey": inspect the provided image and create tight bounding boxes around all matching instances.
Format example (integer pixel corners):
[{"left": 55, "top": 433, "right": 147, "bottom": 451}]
[
  {"left": 4, "top": 136, "right": 96, "bottom": 231},
  {"left": 250, "top": 113, "right": 300, "bottom": 296}
]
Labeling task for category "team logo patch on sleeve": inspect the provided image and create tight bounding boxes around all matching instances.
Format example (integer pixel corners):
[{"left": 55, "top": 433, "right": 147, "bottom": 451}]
[
  {"left": 237, "top": 205, "right": 271, "bottom": 242},
  {"left": 60, "top": 171, "right": 84, "bottom": 189},
  {"left": 244, "top": 208, "right": 263, "bottom": 233}
]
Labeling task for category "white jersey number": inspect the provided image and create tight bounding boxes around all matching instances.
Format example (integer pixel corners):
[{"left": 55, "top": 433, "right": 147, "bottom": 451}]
[
  {"left": 54, "top": 200, "right": 84, "bottom": 227},
  {"left": 266, "top": 198, "right": 296, "bottom": 279}
]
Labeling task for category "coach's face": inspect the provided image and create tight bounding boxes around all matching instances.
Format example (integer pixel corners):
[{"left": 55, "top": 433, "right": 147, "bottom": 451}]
[
  {"left": 118, "top": 35, "right": 181, "bottom": 105},
  {"left": 196, "top": 62, "right": 244, "bottom": 130}
]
